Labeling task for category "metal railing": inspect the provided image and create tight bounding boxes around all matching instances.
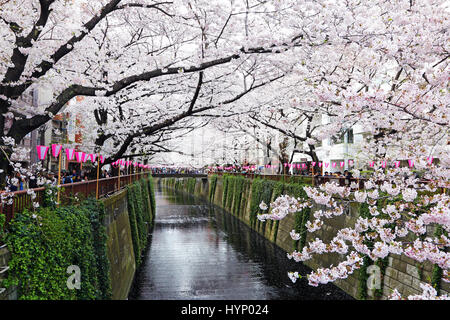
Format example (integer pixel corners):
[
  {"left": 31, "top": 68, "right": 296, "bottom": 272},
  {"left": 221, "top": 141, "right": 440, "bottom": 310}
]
[
  {"left": 151, "top": 173, "right": 207, "bottom": 178},
  {"left": 210, "top": 172, "right": 444, "bottom": 190},
  {"left": 0, "top": 172, "right": 150, "bottom": 224},
  {"left": 212, "top": 171, "right": 356, "bottom": 184}
]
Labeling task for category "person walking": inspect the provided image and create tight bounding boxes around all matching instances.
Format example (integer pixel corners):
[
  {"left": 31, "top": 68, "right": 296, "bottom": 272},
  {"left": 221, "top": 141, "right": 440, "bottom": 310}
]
[{"left": 18, "top": 175, "right": 25, "bottom": 190}]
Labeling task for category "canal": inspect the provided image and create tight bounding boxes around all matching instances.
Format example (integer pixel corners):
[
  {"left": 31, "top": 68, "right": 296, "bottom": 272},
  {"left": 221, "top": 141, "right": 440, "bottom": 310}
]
[{"left": 128, "top": 186, "right": 353, "bottom": 300}]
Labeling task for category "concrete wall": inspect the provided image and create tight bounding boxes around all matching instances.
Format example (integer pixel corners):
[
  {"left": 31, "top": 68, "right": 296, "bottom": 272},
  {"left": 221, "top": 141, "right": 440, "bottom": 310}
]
[
  {"left": 102, "top": 189, "right": 136, "bottom": 300},
  {"left": 159, "top": 176, "right": 449, "bottom": 300}
]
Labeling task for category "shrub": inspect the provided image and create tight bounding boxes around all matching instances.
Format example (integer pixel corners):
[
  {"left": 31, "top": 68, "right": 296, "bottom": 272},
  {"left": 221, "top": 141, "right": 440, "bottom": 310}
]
[{"left": 4, "top": 199, "right": 111, "bottom": 300}]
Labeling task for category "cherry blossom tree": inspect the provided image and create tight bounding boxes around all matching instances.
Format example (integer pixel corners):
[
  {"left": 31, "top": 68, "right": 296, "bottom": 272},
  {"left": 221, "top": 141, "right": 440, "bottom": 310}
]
[
  {"left": 252, "top": 0, "right": 449, "bottom": 299},
  {"left": 0, "top": 0, "right": 308, "bottom": 178},
  {"left": 0, "top": 0, "right": 448, "bottom": 299}
]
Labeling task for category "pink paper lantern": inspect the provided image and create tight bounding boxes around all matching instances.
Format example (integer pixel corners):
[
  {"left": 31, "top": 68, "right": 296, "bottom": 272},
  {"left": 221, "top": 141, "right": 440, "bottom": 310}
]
[
  {"left": 66, "top": 148, "right": 75, "bottom": 161},
  {"left": 36, "top": 145, "right": 49, "bottom": 160},
  {"left": 51, "top": 144, "right": 62, "bottom": 158},
  {"left": 88, "top": 154, "right": 97, "bottom": 163},
  {"left": 75, "top": 151, "right": 84, "bottom": 163}
]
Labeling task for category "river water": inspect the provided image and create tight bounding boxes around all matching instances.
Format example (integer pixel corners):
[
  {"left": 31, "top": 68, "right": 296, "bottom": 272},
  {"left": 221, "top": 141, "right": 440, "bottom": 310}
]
[{"left": 128, "top": 186, "right": 352, "bottom": 300}]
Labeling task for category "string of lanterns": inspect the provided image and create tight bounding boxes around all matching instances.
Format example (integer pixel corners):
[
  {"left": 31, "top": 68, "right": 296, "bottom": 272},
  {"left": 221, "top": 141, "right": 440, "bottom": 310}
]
[{"left": 204, "top": 157, "right": 434, "bottom": 171}]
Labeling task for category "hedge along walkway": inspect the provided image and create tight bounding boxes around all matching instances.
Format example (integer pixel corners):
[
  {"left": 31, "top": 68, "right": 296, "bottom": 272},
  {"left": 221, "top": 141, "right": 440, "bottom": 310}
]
[{"left": 126, "top": 175, "right": 156, "bottom": 268}]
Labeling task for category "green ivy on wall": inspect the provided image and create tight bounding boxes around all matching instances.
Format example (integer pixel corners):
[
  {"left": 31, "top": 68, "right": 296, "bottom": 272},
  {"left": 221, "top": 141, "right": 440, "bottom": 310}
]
[
  {"left": 226, "top": 176, "right": 235, "bottom": 210},
  {"left": 247, "top": 178, "right": 276, "bottom": 232},
  {"left": 249, "top": 178, "right": 264, "bottom": 229},
  {"left": 83, "top": 199, "right": 112, "bottom": 300},
  {"left": 126, "top": 184, "right": 141, "bottom": 267},
  {"left": 222, "top": 174, "right": 230, "bottom": 208},
  {"left": 148, "top": 175, "right": 156, "bottom": 216},
  {"left": 258, "top": 180, "right": 275, "bottom": 234},
  {"left": 431, "top": 225, "right": 446, "bottom": 294},
  {"left": 3, "top": 198, "right": 112, "bottom": 300},
  {"left": 272, "top": 220, "right": 280, "bottom": 243},
  {"left": 209, "top": 175, "right": 218, "bottom": 202},
  {"left": 270, "top": 182, "right": 284, "bottom": 240},
  {"left": 126, "top": 179, "right": 155, "bottom": 268},
  {"left": 232, "top": 176, "right": 245, "bottom": 216},
  {"left": 186, "top": 178, "right": 196, "bottom": 194},
  {"left": 139, "top": 179, "right": 152, "bottom": 225}
]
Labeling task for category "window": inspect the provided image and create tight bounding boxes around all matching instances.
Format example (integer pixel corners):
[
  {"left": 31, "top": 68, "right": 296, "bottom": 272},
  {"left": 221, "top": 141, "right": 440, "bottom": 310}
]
[
  {"left": 330, "top": 129, "right": 353, "bottom": 145},
  {"left": 331, "top": 132, "right": 345, "bottom": 145},
  {"left": 347, "top": 129, "right": 354, "bottom": 144}
]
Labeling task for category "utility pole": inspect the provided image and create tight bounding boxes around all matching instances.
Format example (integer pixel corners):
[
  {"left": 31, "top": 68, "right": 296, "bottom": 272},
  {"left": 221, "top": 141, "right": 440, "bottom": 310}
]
[{"left": 30, "top": 88, "right": 39, "bottom": 164}]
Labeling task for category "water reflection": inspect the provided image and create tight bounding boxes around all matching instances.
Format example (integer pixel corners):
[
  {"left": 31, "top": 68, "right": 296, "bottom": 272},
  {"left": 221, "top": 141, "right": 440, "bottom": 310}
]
[{"left": 128, "top": 186, "right": 352, "bottom": 300}]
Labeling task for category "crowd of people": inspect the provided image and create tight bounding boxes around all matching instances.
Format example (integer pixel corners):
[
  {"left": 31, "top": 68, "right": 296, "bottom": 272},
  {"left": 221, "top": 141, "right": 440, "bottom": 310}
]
[
  {"left": 149, "top": 164, "right": 357, "bottom": 178},
  {"left": 204, "top": 164, "right": 354, "bottom": 178},
  {"left": 3, "top": 161, "right": 391, "bottom": 192},
  {"left": 4, "top": 168, "right": 115, "bottom": 192},
  {"left": 151, "top": 167, "right": 205, "bottom": 175},
  {"left": 316, "top": 170, "right": 353, "bottom": 178}
]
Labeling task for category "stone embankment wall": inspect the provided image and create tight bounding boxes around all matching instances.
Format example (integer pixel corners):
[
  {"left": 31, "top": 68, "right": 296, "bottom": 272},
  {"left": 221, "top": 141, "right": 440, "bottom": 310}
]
[
  {"left": 102, "top": 189, "right": 136, "bottom": 300},
  {"left": 158, "top": 175, "right": 449, "bottom": 300}
]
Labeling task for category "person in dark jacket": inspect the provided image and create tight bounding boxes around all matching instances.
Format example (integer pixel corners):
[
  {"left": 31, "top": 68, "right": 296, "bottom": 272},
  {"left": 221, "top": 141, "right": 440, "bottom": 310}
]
[
  {"left": 62, "top": 172, "right": 72, "bottom": 184},
  {"left": 28, "top": 175, "right": 38, "bottom": 189},
  {"left": 7, "top": 174, "right": 18, "bottom": 191}
]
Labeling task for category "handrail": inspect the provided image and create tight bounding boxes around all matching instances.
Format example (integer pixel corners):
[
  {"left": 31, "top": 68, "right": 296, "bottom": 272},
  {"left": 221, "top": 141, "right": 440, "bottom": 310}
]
[
  {"left": 207, "top": 172, "right": 441, "bottom": 189},
  {"left": 0, "top": 172, "right": 150, "bottom": 224}
]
